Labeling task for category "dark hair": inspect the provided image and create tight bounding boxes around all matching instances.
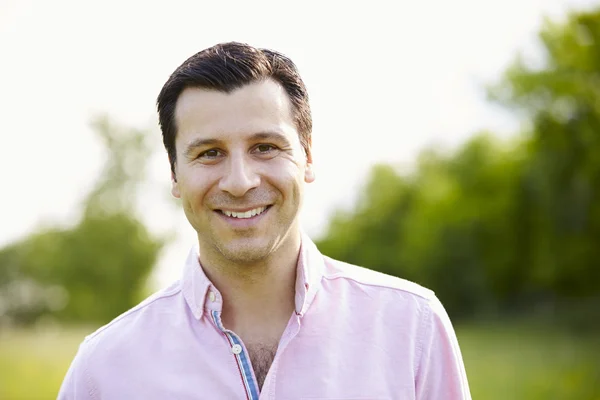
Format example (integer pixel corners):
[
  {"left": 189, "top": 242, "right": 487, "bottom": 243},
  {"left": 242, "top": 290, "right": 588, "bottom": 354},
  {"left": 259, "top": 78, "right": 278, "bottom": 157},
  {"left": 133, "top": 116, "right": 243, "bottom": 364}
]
[{"left": 156, "top": 42, "right": 312, "bottom": 176}]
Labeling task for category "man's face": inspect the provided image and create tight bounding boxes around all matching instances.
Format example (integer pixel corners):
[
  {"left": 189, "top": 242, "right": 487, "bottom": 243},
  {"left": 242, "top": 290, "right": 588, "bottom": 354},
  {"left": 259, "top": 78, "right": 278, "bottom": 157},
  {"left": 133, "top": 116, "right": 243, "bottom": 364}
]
[{"left": 172, "top": 79, "right": 314, "bottom": 265}]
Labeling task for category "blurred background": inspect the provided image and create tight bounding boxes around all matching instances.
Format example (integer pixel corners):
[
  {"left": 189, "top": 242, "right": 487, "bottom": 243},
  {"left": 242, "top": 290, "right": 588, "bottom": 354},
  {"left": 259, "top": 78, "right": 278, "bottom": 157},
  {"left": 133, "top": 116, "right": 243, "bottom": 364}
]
[{"left": 2, "top": 0, "right": 600, "bottom": 398}]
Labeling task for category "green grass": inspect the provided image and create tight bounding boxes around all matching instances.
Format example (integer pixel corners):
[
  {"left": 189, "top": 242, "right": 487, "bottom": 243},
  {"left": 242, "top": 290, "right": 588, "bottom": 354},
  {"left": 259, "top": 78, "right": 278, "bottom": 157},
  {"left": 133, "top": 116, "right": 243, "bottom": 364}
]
[
  {"left": 0, "top": 325, "right": 91, "bottom": 400},
  {"left": 1, "top": 323, "right": 599, "bottom": 399},
  {"left": 458, "top": 322, "right": 600, "bottom": 400}
]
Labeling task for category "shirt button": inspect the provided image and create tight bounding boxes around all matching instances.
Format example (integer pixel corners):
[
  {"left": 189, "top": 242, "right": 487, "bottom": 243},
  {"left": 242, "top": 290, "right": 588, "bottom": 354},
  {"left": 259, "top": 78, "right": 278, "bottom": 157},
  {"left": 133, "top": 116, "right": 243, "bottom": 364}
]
[
  {"left": 209, "top": 291, "right": 216, "bottom": 302},
  {"left": 231, "top": 344, "right": 242, "bottom": 355}
]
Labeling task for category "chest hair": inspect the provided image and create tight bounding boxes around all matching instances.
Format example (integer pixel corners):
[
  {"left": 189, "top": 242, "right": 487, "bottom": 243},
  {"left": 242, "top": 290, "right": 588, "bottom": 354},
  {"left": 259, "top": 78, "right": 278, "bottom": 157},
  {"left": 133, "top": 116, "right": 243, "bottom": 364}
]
[{"left": 247, "top": 343, "right": 278, "bottom": 390}]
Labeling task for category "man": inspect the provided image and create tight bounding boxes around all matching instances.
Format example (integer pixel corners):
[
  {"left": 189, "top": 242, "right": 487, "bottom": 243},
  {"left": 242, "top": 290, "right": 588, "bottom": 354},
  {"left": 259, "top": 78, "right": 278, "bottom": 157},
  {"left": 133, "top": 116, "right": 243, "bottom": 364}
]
[{"left": 59, "top": 42, "right": 471, "bottom": 399}]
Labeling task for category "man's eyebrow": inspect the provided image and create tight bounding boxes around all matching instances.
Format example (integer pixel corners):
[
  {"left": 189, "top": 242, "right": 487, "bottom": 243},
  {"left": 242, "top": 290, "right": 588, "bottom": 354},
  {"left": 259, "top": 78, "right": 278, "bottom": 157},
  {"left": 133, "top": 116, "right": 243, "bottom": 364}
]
[{"left": 251, "top": 131, "right": 292, "bottom": 146}]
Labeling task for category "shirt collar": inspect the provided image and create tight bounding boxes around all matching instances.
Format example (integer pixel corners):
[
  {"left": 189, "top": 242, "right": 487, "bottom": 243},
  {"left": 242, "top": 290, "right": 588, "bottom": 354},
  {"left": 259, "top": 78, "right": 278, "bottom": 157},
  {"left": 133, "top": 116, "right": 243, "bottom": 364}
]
[
  {"left": 181, "top": 232, "right": 325, "bottom": 320},
  {"left": 181, "top": 243, "right": 212, "bottom": 320},
  {"left": 294, "top": 231, "right": 325, "bottom": 316}
]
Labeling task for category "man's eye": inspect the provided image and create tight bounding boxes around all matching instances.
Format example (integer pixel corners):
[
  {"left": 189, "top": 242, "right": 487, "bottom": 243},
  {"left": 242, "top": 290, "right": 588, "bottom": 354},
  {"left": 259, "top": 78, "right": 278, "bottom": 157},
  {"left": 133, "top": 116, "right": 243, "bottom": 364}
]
[
  {"left": 255, "top": 144, "right": 276, "bottom": 153},
  {"left": 199, "top": 149, "right": 222, "bottom": 159}
]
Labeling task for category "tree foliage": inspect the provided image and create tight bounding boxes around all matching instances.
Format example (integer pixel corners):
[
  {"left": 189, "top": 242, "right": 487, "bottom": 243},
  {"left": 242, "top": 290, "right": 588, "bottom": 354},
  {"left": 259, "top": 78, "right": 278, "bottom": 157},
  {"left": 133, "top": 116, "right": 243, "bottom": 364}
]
[
  {"left": 317, "top": 9, "right": 600, "bottom": 324},
  {"left": 0, "top": 116, "right": 164, "bottom": 326}
]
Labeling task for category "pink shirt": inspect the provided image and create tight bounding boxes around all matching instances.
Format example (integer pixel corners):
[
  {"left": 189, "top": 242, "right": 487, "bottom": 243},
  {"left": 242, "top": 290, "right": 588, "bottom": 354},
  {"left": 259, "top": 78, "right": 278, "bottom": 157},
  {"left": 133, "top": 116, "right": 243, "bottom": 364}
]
[{"left": 59, "top": 235, "right": 471, "bottom": 399}]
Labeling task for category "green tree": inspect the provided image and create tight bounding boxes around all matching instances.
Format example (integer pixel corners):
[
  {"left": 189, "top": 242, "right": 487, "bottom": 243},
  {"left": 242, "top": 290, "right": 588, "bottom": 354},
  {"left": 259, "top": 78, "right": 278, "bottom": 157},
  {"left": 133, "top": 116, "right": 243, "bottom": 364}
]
[
  {"left": 0, "top": 116, "right": 164, "bottom": 325},
  {"left": 317, "top": 8, "right": 600, "bottom": 322},
  {"left": 490, "top": 10, "right": 600, "bottom": 300}
]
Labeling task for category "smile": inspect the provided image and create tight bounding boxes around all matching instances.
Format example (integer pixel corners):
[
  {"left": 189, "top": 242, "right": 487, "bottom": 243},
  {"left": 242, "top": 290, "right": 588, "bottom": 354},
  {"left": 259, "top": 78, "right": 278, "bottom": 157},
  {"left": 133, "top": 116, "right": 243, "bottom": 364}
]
[{"left": 219, "top": 206, "right": 269, "bottom": 219}]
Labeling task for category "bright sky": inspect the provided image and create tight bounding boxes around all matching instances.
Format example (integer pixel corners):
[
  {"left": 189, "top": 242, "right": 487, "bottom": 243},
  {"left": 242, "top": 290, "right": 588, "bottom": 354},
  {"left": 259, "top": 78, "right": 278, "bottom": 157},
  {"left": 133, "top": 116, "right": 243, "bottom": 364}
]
[{"left": 1, "top": 0, "right": 597, "bottom": 287}]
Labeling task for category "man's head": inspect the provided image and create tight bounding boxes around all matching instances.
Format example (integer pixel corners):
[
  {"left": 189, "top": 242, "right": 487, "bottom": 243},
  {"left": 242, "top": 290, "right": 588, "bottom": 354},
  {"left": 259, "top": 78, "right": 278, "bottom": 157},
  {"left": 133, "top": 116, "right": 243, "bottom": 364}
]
[
  {"left": 156, "top": 42, "right": 314, "bottom": 265},
  {"left": 157, "top": 42, "right": 312, "bottom": 178}
]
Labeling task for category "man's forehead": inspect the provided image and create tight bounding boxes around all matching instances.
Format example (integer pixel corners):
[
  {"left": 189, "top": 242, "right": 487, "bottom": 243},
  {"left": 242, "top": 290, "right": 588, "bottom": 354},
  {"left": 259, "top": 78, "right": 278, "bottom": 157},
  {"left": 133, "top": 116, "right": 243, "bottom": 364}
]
[
  {"left": 175, "top": 80, "right": 292, "bottom": 120},
  {"left": 174, "top": 80, "right": 298, "bottom": 144}
]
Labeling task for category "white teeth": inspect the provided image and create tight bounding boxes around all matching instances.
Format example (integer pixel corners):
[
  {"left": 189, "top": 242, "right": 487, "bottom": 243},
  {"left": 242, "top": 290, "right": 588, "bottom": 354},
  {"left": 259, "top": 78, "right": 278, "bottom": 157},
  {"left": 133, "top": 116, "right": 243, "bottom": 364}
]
[{"left": 222, "top": 206, "right": 267, "bottom": 219}]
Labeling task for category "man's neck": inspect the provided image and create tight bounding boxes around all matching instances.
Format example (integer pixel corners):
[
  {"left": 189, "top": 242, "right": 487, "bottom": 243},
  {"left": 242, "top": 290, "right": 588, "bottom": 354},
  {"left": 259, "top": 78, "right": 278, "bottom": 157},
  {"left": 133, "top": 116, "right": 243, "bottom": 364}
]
[{"left": 198, "top": 234, "right": 301, "bottom": 331}]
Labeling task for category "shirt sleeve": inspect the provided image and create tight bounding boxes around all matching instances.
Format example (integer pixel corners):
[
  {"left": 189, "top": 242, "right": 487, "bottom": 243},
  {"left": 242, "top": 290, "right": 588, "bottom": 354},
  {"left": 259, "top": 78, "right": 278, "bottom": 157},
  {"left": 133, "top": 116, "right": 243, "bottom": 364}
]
[
  {"left": 58, "top": 342, "right": 96, "bottom": 400},
  {"left": 414, "top": 296, "right": 471, "bottom": 400}
]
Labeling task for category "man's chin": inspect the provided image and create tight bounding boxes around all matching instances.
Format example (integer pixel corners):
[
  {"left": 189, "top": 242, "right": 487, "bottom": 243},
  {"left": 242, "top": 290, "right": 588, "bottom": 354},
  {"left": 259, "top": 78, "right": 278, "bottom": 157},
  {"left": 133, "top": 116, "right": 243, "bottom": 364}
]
[{"left": 217, "top": 237, "right": 274, "bottom": 264}]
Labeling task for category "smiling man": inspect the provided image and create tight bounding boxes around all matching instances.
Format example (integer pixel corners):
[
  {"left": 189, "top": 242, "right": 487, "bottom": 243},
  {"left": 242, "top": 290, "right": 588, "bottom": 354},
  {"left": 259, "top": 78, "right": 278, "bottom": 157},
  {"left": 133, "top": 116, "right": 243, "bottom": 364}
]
[{"left": 59, "top": 42, "right": 471, "bottom": 399}]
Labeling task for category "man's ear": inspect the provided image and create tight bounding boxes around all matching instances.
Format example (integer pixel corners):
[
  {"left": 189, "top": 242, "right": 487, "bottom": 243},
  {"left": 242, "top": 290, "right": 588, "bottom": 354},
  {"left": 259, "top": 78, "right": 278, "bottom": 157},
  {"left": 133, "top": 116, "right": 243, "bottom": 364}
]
[
  {"left": 304, "top": 162, "right": 315, "bottom": 183},
  {"left": 171, "top": 169, "right": 180, "bottom": 198}
]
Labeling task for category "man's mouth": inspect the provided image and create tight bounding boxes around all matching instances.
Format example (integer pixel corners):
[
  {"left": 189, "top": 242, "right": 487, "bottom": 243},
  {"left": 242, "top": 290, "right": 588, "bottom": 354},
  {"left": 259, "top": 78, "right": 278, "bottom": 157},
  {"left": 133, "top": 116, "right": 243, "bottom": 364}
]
[{"left": 218, "top": 206, "right": 270, "bottom": 219}]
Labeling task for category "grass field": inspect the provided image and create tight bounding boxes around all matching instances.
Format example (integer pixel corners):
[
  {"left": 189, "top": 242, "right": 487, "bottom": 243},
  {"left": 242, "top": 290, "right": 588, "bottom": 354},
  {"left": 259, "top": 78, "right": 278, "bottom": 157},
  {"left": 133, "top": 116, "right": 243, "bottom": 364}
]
[
  {"left": 459, "top": 322, "right": 600, "bottom": 399},
  {"left": 1, "top": 323, "right": 599, "bottom": 399}
]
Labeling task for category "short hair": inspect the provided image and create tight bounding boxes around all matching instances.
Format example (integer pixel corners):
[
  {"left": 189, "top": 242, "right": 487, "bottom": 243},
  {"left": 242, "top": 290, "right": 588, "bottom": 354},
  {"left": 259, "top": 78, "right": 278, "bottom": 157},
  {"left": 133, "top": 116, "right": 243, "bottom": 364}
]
[{"left": 156, "top": 42, "right": 312, "bottom": 176}]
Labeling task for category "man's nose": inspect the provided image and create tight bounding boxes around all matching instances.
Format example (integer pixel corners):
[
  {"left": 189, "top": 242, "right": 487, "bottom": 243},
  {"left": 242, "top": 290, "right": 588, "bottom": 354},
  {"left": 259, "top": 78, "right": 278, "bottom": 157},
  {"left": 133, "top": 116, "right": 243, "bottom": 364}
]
[{"left": 218, "top": 153, "right": 260, "bottom": 197}]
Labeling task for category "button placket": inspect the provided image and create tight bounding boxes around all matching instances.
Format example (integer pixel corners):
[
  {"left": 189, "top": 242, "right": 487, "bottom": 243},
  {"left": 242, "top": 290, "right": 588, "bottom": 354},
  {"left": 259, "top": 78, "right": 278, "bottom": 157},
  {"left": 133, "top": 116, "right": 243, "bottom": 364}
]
[{"left": 209, "top": 310, "right": 260, "bottom": 400}]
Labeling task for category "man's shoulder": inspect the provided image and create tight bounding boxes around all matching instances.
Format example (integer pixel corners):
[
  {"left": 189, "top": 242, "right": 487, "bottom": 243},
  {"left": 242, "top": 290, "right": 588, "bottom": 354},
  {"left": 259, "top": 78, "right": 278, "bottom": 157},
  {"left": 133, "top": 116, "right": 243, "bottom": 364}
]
[
  {"left": 322, "top": 256, "right": 435, "bottom": 302},
  {"left": 80, "top": 281, "right": 182, "bottom": 351}
]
